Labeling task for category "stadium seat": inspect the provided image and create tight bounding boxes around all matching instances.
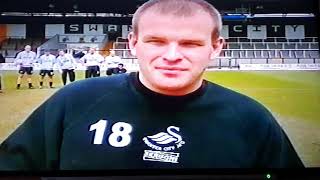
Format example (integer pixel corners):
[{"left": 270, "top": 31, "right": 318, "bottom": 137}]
[
  {"left": 264, "top": 38, "right": 275, "bottom": 42},
  {"left": 224, "top": 50, "right": 232, "bottom": 57},
  {"left": 231, "top": 50, "right": 241, "bottom": 58},
  {"left": 310, "top": 43, "right": 319, "bottom": 49},
  {"left": 268, "top": 50, "right": 281, "bottom": 58},
  {"left": 262, "top": 50, "right": 269, "bottom": 58},
  {"left": 239, "top": 51, "right": 247, "bottom": 58},
  {"left": 276, "top": 38, "right": 287, "bottom": 42},
  {"left": 301, "top": 37, "right": 313, "bottom": 42},
  {"left": 308, "top": 51, "right": 320, "bottom": 58},
  {"left": 239, "top": 38, "right": 250, "bottom": 42},
  {"left": 245, "top": 51, "right": 255, "bottom": 58},
  {"left": 226, "top": 38, "right": 238, "bottom": 42},
  {"left": 1, "top": 39, "right": 16, "bottom": 50},
  {"left": 297, "top": 43, "right": 309, "bottom": 49},
  {"left": 268, "top": 43, "right": 283, "bottom": 49},
  {"left": 280, "top": 50, "right": 293, "bottom": 58},
  {"left": 251, "top": 39, "right": 263, "bottom": 42},
  {"left": 6, "top": 50, "right": 18, "bottom": 57},
  {"left": 284, "top": 43, "right": 296, "bottom": 49},
  {"left": 229, "top": 43, "right": 241, "bottom": 49},
  {"left": 294, "top": 50, "right": 305, "bottom": 58},
  {"left": 254, "top": 50, "right": 268, "bottom": 58},
  {"left": 254, "top": 43, "right": 267, "bottom": 49},
  {"left": 242, "top": 43, "right": 254, "bottom": 49},
  {"left": 288, "top": 39, "right": 300, "bottom": 42}
]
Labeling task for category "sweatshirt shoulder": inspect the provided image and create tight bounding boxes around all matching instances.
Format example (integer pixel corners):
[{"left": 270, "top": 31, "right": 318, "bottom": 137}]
[
  {"left": 52, "top": 74, "right": 130, "bottom": 100},
  {"left": 205, "top": 81, "right": 276, "bottom": 126},
  {"left": 207, "top": 82, "right": 267, "bottom": 110}
]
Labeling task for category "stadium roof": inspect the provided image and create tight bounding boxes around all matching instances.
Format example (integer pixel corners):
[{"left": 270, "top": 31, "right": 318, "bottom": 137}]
[{"left": 0, "top": 0, "right": 318, "bottom": 14}]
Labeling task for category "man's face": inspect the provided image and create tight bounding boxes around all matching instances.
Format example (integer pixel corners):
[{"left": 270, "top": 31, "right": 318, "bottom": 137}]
[
  {"left": 89, "top": 48, "right": 95, "bottom": 54},
  {"left": 25, "top": 46, "right": 31, "bottom": 52},
  {"left": 110, "top": 51, "right": 115, "bottom": 57},
  {"left": 129, "top": 10, "right": 223, "bottom": 95},
  {"left": 59, "top": 51, "right": 65, "bottom": 56}
]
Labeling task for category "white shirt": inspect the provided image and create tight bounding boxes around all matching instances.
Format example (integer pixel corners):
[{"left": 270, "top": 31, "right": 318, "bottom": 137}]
[
  {"left": 39, "top": 54, "right": 56, "bottom": 70},
  {"left": 80, "top": 53, "right": 104, "bottom": 66},
  {"left": 56, "top": 54, "right": 76, "bottom": 70},
  {"left": 15, "top": 51, "right": 37, "bottom": 67},
  {"left": 105, "top": 55, "right": 122, "bottom": 68}
]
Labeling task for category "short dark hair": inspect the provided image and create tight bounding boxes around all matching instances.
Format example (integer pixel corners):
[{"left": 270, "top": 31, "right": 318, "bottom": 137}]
[{"left": 132, "top": 0, "right": 222, "bottom": 40}]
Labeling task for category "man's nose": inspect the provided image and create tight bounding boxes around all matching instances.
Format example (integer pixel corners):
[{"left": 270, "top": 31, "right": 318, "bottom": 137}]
[{"left": 163, "top": 43, "right": 183, "bottom": 62}]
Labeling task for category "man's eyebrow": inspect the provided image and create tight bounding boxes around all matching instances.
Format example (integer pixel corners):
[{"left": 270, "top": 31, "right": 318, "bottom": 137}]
[
  {"left": 179, "top": 39, "right": 205, "bottom": 44},
  {"left": 142, "top": 35, "right": 165, "bottom": 40}
]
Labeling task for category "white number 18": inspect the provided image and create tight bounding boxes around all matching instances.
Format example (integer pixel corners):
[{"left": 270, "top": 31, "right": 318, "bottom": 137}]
[{"left": 89, "top": 120, "right": 132, "bottom": 147}]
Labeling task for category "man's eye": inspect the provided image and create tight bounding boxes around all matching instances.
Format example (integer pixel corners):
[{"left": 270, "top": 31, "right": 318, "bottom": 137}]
[{"left": 146, "top": 40, "right": 165, "bottom": 45}]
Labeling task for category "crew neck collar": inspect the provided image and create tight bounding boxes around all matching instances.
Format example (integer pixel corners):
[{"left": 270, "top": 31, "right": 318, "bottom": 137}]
[{"left": 129, "top": 72, "right": 207, "bottom": 104}]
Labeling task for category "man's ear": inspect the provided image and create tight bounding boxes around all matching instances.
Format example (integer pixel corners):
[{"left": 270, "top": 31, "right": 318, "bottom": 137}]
[
  {"left": 128, "top": 32, "right": 137, "bottom": 56},
  {"left": 210, "top": 37, "right": 224, "bottom": 59}
]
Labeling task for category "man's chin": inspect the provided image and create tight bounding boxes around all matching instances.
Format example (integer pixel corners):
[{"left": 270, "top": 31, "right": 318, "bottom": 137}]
[{"left": 153, "top": 80, "right": 188, "bottom": 94}]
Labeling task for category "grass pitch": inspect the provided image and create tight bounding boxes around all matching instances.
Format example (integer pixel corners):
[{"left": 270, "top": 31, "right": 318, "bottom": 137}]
[{"left": 0, "top": 70, "right": 320, "bottom": 167}]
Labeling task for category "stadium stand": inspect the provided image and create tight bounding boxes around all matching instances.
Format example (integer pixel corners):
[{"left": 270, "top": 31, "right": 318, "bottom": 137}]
[
  {"left": 0, "top": 1, "right": 318, "bottom": 69},
  {"left": 0, "top": 38, "right": 46, "bottom": 58},
  {"left": 221, "top": 37, "right": 319, "bottom": 61}
]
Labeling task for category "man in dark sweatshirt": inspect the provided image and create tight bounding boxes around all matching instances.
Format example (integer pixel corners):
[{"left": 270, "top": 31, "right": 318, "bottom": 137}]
[{"left": 0, "top": 0, "right": 304, "bottom": 170}]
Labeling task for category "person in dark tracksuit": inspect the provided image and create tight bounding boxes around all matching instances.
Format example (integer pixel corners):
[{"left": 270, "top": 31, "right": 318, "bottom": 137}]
[
  {"left": 106, "top": 63, "right": 127, "bottom": 76},
  {"left": 0, "top": 0, "right": 304, "bottom": 170},
  {"left": 113, "top": 63, "right": 127, "bottom": 74},
  {"left": 56, "top": 50, "right": 76, "bottom": 86}
]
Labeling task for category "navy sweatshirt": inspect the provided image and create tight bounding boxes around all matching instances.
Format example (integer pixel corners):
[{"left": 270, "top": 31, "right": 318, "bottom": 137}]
[{"left": 0, "top": 72, "right": 304, "bottom": 170}]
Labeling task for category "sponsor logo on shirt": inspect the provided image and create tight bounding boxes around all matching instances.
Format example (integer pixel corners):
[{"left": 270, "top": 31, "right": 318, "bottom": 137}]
[
  {"left": 143, "top": 150, "right": 179, "bottom": 163},
  {"left": 142, "top": 126, "right": 185, "bottom": 163}
]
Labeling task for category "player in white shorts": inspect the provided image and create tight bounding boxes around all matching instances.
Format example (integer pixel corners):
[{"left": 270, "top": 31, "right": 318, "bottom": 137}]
[
  {"left": 80, "top": 47, "right": 104, "bottom": 78},
  {"left": 38, "top": 49, "right": 56, "bottom": 89},
  {"left": 14, "top": 45, "right": 37, "bottom": 89}
]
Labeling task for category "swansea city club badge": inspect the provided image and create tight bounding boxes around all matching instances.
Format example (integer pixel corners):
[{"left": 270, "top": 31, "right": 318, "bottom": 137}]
[{"left": 142, "top": 126, "right": 185, "bottom": 163}]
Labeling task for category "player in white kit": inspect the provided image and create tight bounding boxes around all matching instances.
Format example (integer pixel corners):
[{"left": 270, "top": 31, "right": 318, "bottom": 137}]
[
  {"left": 14, "top": 45, "right": 37, "bottom": 89},
  {"left": 105, "top": 50, "right": 122, "bottom": 76},
  {"left": 80, "top": 47, "right": 104, "bottom": 78},
  {"left": 56, "top": 50, "right": 77, "bottom": 85},
  {"left": 38, "top": 50, "right": 56, "bottom": 89}
]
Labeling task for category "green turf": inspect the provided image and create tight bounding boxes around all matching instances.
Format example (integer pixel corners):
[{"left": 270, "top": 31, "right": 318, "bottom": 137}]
[
  {"left": 204, "top": 71, "right": 320, "bottom": 125},
  {"left": 2, "top": 70, "right": 319, "bottom": 125},
  {"left": 1, "top": 70, "right": 86, "bottom": 90}
]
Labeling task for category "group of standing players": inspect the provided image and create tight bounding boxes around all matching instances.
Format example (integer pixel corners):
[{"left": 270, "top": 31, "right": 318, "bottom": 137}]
[{"left": 10, "top": 45, "right": 126, "bottom": 90}]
